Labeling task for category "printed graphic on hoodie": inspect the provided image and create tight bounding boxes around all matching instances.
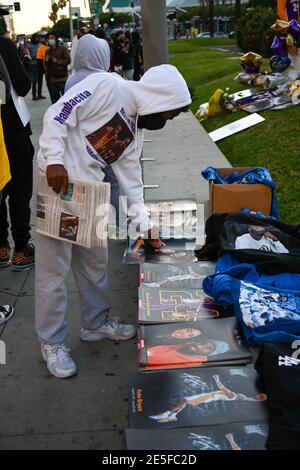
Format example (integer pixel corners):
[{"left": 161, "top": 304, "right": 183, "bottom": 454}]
[
  {"left": 86, "top": 112, "right": 134, "bottom": 165},
  {"left": 239, "top": 281, "right": 300, "bottom": 329}
]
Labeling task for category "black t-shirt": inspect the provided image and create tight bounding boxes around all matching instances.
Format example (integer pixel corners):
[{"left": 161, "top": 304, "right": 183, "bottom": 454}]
[
  {"left": 255, "top": 342, "right": 300, "bottom": 450},
  {"left": 0, "top": 38, "right": 32, "bottom": 143}
]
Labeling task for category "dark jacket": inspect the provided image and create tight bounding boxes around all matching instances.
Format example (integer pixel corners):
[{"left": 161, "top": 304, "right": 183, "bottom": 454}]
[
  {"left": 113, "top": 39, "right": 133, "bottom": 70},
  {"left": 0, "top": 37, "right": 32, "bottom": 143},
  {"left": 45, "top": 45, "right": 71, "bottom": 83}
]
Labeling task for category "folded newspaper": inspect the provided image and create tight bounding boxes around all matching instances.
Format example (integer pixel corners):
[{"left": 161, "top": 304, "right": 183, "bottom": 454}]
[{"left": 36, "top": 173, "right": 111, "bottom": 248}]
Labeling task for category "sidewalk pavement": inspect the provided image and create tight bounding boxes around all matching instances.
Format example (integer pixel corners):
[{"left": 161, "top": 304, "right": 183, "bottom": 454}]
[{"left": 0, "top": 94, "right": 230, "bottom": 450}]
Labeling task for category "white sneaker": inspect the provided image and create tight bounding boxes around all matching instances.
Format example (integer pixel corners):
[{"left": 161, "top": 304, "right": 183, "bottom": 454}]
[
  {"left": 80, "top": 317, "right": 136, "bottom": 342},
  {"left": 0, "top": 305, "right": 14, "bottom": 325},
  {"left": 41, "top": 343, "right": 77, "bottom": 379}
]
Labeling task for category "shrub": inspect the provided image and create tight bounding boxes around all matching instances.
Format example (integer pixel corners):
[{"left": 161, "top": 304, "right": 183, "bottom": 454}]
[{"left": 236, "top": 6, "right": 277, "bottom": 57}]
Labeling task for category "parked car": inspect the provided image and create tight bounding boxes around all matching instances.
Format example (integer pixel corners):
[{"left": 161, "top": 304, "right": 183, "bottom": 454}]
[
  {"left": 214, "top": 32, "right": 228, "bottom": 38},
  {"left": 197, "top": 32, "right": 211, "bottom": 38}
]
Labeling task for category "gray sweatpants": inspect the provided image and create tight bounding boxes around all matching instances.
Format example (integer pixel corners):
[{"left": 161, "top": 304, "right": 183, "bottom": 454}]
[{"left": 35, "top": 233, "right": 110, "bottom": 344}]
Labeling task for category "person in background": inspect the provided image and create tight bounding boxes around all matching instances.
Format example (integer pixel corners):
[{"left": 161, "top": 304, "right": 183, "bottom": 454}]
[
  {"left": 28, "top": 33, "right": 41, "bottom": 101},
  {"left": 0, "top": 47, "right": 14, "bottom": 324},
  {"left": 132, "top": 31, "right": 143, "bottom": 81},
  {"left": 0, "top": 12, "right": 35, "bottom": 271},
  {"left": 113, "top": 30, "right": 134, "bottom": 80},
  {"left": 108, "top": 32, "right": 116, "bottom": 72},
  {"left": 45, "top": 32, "right": 70, "bottom": 104},
  {"left": 16, "top": 36, "right": 32, "bottom": 78},
  {"left": 94, "top": 27, "right": 106, "bottom": 39},
  {"left": 36, "top": 34, "right": 48, "bottom": 100},
  {"left": 95, "top": 28, "right": 115, "bottom": 73},
  {"left": 113, "top": 30, "right": 126, "bottom": 76},
  {"left": 122, "top": 31, "right": 134, "bottom": 80},
  {"left": 76, "top": 28, "right": 86, "bottom": 40},
  {"left": 70, "top": 28, "right": 86, "bottom": 73}
]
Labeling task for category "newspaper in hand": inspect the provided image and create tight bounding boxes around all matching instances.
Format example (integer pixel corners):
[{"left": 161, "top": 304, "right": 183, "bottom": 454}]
[{"left": 36, "top": 172, "right": 111, "bottom": 248}]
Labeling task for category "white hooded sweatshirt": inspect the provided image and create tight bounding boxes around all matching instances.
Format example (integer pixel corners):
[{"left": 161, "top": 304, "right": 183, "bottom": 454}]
[{"left": 37, "top": 64, "right": 191, "bottom": 231}]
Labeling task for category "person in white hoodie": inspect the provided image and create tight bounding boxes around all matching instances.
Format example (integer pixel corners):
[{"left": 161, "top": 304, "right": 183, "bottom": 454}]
[
  {"left": 36, "top": 62, "right": 191, "bottom": 378},
  {"left": 65, "top": 34, "right": 121, "bottom": 222}
]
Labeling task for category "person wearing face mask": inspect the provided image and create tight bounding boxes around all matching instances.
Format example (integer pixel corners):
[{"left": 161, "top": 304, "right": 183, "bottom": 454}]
[
  {"left": 36, "top": 63, "right": 191, "bottom": 379},
  {"left": 45, "top": 32, "right": 71, "bottom": 104}
]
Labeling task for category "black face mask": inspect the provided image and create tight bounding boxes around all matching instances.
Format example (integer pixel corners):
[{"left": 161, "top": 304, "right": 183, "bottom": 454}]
[{"left": 137, "top": 113, "right": 167, "bottom": 131}]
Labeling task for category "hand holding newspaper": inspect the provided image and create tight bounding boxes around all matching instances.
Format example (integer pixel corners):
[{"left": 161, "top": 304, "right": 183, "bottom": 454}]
[{"left": 36, "top": 172, "right": 111, "bottom": 248}]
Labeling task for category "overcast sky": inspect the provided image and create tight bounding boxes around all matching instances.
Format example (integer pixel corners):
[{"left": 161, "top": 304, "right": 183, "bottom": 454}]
[{"left": 11, "top": 0, "right": 90, "bottom": 34}]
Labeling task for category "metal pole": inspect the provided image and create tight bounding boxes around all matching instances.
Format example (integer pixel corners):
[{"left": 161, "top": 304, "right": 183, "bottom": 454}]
[
  {"left": 140, "top": 0, "right": 168, "bottom": 71},
  {"left": 69, "top": 0, "right": 74, "bottom": 41}
]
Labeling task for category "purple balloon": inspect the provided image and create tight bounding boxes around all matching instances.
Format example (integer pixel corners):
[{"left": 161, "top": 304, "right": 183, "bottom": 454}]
[
  {"left": 289, "top": 19, "right": 300, "bottom": 38},
  {"left": 271, "top": 35, "right": 288, "bottom": 57}
]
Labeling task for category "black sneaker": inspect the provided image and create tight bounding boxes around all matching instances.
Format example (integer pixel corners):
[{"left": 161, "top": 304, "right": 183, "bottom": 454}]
[
  {"left": 0, "top": 305, "right": 14, "bottom": 325},
  {"left": 0, "top": 245, "right": 10, "bottom": 268},
  {"left": 12, "top": 243, "right": 35, "bottom": 271}
]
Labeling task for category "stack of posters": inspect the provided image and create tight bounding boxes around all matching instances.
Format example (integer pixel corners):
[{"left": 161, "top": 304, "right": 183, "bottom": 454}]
[
  {"left": 138, "top": 286, "right": 232, "bottom": 324},
  {"left": 128, "top": 366, "right": 267, "bottom": 429},
  {"left": 124, "top": 198, "right": 265, "bottom": 450},
  {"left": 125, "top": 422, "right": 268, "bottom": 450},
  {"left": 138, "top": 318, "right": 252, "bottom": 370}
]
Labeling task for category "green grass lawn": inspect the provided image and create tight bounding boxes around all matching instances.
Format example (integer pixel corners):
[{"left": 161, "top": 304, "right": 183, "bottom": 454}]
[{"left": 169, "top": 38, "right": 300, "bottom": 224}]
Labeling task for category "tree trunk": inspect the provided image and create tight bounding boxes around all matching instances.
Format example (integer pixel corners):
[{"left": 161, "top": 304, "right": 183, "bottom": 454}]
[
  {"left": 235, "top": 0, "right": 241, "bottom": 20},
  {"left": 209, "top": 0, "right": 214, "bottom": 37}
]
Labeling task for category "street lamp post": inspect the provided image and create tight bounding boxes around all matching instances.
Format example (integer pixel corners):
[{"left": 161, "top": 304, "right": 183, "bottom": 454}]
[{"left": 140, "top": 0, "right": 168, "bottom": 71}]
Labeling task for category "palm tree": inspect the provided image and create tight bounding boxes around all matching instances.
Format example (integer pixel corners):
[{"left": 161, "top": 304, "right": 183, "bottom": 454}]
[{"left": 49, "top": 0, "right": 68, "bottom": 24}]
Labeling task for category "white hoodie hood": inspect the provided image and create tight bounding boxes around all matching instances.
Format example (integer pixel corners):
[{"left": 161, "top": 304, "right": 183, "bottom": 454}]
[
  {"left": 125, "top": 64, "right": 192, "bottom": 116},
  {"left": 65, "top": 34, "right": 110, "bottom": 92},
  {"left": 38, "top": 65, "right": 191, "bottom": 232}
]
